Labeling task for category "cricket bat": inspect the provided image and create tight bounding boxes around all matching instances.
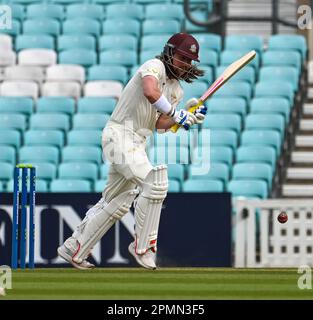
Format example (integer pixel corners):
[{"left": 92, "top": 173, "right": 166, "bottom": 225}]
[{"left": 171, "top": 50, "right": 256, "bottom": 133}]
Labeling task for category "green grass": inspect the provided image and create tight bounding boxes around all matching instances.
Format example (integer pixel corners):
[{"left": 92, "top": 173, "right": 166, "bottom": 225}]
[{"left": 1, "top": 268, "right": 312, "bottom": 300}]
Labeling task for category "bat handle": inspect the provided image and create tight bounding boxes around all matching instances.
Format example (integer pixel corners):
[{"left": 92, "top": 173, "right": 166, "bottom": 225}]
[{"left": 170, "top": 101, "right": 203, "bottom": 133}]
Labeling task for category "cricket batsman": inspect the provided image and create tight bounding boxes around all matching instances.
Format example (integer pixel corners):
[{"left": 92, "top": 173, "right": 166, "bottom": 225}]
[{"left": 58, "top": 33, "right": 207, "bottom": 270}]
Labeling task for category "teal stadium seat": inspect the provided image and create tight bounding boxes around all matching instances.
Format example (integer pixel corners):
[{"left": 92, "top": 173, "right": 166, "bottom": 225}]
[
  {"left": 59, "top": 49, "right": 97, "bottom": 68},
  {"left": 236, "top": 146, "right": 277, "bottom": 171},
  {"left": 50, "top": 179, "right": 91, "bottom": 192},
  {"left": 183, "top": 179, "right": 224, "bottom": 192},
  {"left": 73, "top": 114, "right": 110, "bottom": 130},
  {"left": 0, "top": 130, "right": 21, "bottom": 149},
  {"left": 245, "top": 114, "right": 285, "bottom": 135},
  {"left": 0, "top": 146, "right": 16, "bottom": 164},
  {"left": 24, "top": 130, "right": 64, "bottom": 148},
  {"left": 30, "top": 114, "right": 70, "bottom": 132},
  {"left": 62, "top": 146, "right": 102, "bottom": 165},
  {"left": 100, "top": 50, "right": 137, "bottom": 68},
  {"left": 268, "top": 34, "right": 307, "bottom": 60},
  {"left": 95, "top": 180, "right": 107, "bottom": 193},
  {"left": 221, "top": 50, "right": 259, "bottom": 70},
  {"left": 63, "top": 18, "right": 101, "bottom": 37},
  {"left": 168, "top": 180, "right": 180, "bottom": 192},
  {"left": 66, "top": 4, "right": 104, "bottom": 20},
  {"left": 151, "top": 130, "right": 190, "bottom": 148},
  {"left": 37, "top": 97, "right": 75, "bottom": 115},
  {"left": 102, "top": 19, "right": 141, "bottom": 37},
  {"left": 232, "top": 163, "right": 273, "bottom": 189},
  {"left": 225, "top": 35, "right": 263, "bottom": 55},
  {"left": 58, "top": 35, "right": 96, "bottom": 51},
  {"left": 207, "top": 97, "right": 247, "bottom": 118},
  {"left": 19, "top": 146, "right": 59, "bottom": 164},
  {"left": 100, "top": 163, "right": 109, "bottom": 179},
  {"left": 192, "top": 146, "right": 233, "bottom": 166},
  {"left": 181, "top": 81, "right": 208, "bottom": 104},
  {"left": 0, "top": 163, "right": 13, "bottom": 181},
  {"left": 139, "top": 50, "right": 162, "bottom": 64},
  {"left": 241, "top": 130, "right": 281, "bottom": 156},
  {"left": 148, "top": 146, "right": 189, "bottom": 165},
  {"left": 58, "top": 162, "right": 98, "bottom": 182},
  {"left": 106, "top": 4, "right": 144, "bottom": 20},
  {"left": 185, "top": 10, "right": 209, "bottom": 33},
  {"left": 6, "top": 178, "right": 48, "bottom": 192},
  {"left": 145, "top": 4, "right": 184, "bottom": 21},
  {"left": 0, "top": 182, "right": 3, "bottom": 192},
  {"left": 15, "top": 35, "right": 55, "bottom": 51},
  {"left": 213, "top": 81, "right": 252, "bottom": 102},
  {"left": 27, "top": 4, "right": 64, "bottom": 20},
  {"left": 77, "top": 97, "right": 116, "bottom": 114},
  {"left": 0, "top": 114, "right": 26, "bottom": 132},
  {"left": 216, "top": 65, "right": 255, "bottom": 84},
  {"left": 262, "top": 51, "right": 302, "bottom": 72},
  {"left": 227, "top": 180, "right": 268, "bottom": 199},
  {"left": 142, "top": 19, "right": 180, "bottom": 35},
  {"left": 195, "top": 33, "right": 222, "bottom": 53},
  {"left": 99, "top": 35, "right": 137, "bottom": 51},
  {"left": 29, "top": 162, "right": 57, "bottom": 181},
  {"left": 203, "top": 114, "right": 242, "bottom": 133},
  {"left": 0, "top": 20, "right": 21, "bottom": 37},
  {"left": 259, "top": 66, "right": 299, "bottom": 91},
  {"left": 167, "top": 164, "right": 185, "bottom": 183},
  {"left": 209, "top": 130, "right": 238, "bottom": 150},
  {"left": 199, "top": 65, "right": 214, "bottom": 84},
  {"left": 250, "top": 98, "right": 290, "bottom": 124},
  {"left": 23, "top": 19, "right": 61, "bottom": 37},
  {"left": 254, "top": 81, "right": 294, "bottom": 104},
  {"left": 197, "top": 50, "right": 218, "bottom": 70},
  {"left": 88, "top": 65, "right": 128, "bottom": 84},
  {"left": 10, "top": 4, "right": 24, "bottom": 21},
  {"left": 67, "top": 130, "right": 102, "bottom": 146},
  {"left": 0, "top": 97, "right": 33, "bottom": 115},
  {"left": 141, "top": 35, "right": 172, "bottom": 51}
]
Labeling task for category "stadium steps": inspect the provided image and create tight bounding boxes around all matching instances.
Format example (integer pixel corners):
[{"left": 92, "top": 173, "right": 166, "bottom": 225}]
[{"left": 282, "top": 184, "right": 313, "bottom": 197}]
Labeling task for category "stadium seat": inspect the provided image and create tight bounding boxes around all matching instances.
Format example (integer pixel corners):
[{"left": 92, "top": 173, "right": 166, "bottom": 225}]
[
  {"left": 142, "top": 19, "right": 180, "bottom": 35},
  {"left": 77, "top": 97, "right": 116, "bottom": 114},
  {"left": 268, "top": 34, "right": 307, "bottom": 60},
  {"left": 100, "top": 163, "right": 109, "bottom": 179},
  {"left": 0, "top": 20, "right": 21, "bottom": 37},
  {"left": 152, "top": 129, "right": 190, "bottom": 148},
  {"left": 241, "top": 130, "right": 281, "bottom": 155},
  {"left": 4, "top": 66, "right": 45, "bottom": 84},
  {"left": 145, "top": 4, "right": 184, "bottom": 21},
  {"left": 58, "top": 162, "right": 98, "bottom": 182},
  {"left": 0, "top": 34, "right": 12, "bottom": 51},
  {"left": 15, "top": 35, "right": 55, "bottom": 51},
  {"left": 0, "top": 182, "right": 3, "bottom": 192},
  {"left": 254, "top": 81, "right": 294, "bottom": 104},
  {"left": 245, "top": 114, "right": 285, "bottom": 135},
  {"left": 24, "top": 130, "right": 64, "bottom": 148},
  {"left": 167, "top": 164, "right": 185, "bottom": 183},
  {"left": 28, "top": 162, "right": 57, "bottom": 181},
  {"left": 225, "top": 35, "right": 263, "bottom": 55},
  {"left": 0, "top": 97, "right": 33, "bottom": 115},
  {"left": 100, "top": 50, "right": 137, "bottom": 68},
  {"left": 103, "top": 19, "right": 141, "bottom": 37},
  {"left": 41, "top": 82, "right": 81, "bottom": 99},
  {"left": 66, "top": 4, "right": 104, "bottom": 20},
  {"left": 73, "top": 113, "right": 110, "bottom": 130},
  {"left": 23, "top": 19, "right": 61, "bottom": 37},
  {"left": 0, "top": 130, "right": 21, "bottom": 149},
  {"left": 62, "top": 146, "right": 102, "bottom": 164},
  {"left": 6, "top": 178, "right": 48, "bottom": 192},
  {"left": 18, "top": 49, "right": 57, "bottom": 67},
  {"left": 236, "top": 146, "right": 277, "bottom": 170},
  {"left": 106, "top": 4, "right": 144, "bottom": 20},
  {"left": 168, "top": 180, "right": 181, "bottom": 192},
  {"left": 203, "top": 114, "right": 242, "bottom": 133},
  {"left": 63, "top": 18, "right": 101, "bottom": 37},
  {"left": 189, "top": 162, "right": 229, "bottom": 185},
  {"left": 209, "top": 130, "right": 238, "bottom": 150},
  {"left": 30, "top": 114, "right": 70, "bottom": 132},
  {"left": 67, "top": 130, "right": 102, "bottom": 147},
  {"left": 0, "top": 81, "right": 39, "bottom": 99},
  {"left": 50, "top": 179, "right": 91, "bottom": 192},
  {"left": 149, "top": 146, "right": 189, "bottom": 165},
  {"left": 220, "top": 50, "right": 259, "bottom": 70},
  {"left": 198, "top": 50, "right": 218, "bottom": 69},
  {"left": 262, "top": 51, "right": 302, "bottom": 71},
  {"left": 195, "top": 33, "right": 222, "bottom": 53},
  {"left": 84, "top": 81, "right": 123, "bottom": 99},
  {"left": 99, "top": 35, "right": 137, "bottom": 52},
  {"left": 139, "top": 50, "right": 161, "bottom": 64},
  {"left": 216, "top": 65, "right": 255, "bottom": 84},
  {"left": 207, "top": 98, "right": 247, "bottom": 118},
  {"left": 227, "top": 180, "right": 268, "bottom": 199},
  {"left": 0, "top": 146, "right": 16, "bottom": 164},
  {"left": 36, "top": 97, "right": 75, "bottom": 115},
  {"left": 88, "top": 65, "right": 128, "bottom": 84},
  {"left": 183, "top": 179, "right": 224, "bottom": 192},
  {"left": 59, "top": 49, "right": 97, "bottom": 68},
  {"left": 180, "top": 81, "right": 208, "bottom": 103},
  {"left": 250, "top": 98, "right": 290, "bottom": 124},
  {"left": 0, "top": 114, "right": 26, "bottom": 132},
  {"left": 213, "top": 81, "right": 252, "bottom": 102},
  {"left": 46, "top": 65, "right": 85, "bottom": 84},
  {"left": 0, "top": 163, "right": 13, "bottom": 181},
  {"left": 141, "top": 35, "right": 172, "bottom": 51},
  {"left": 0, "top": 50, "right": 16, "bottom": 67},
  {"left": 94, "top": 180, "right": 107, "bottom": 192},
  {"left": 192, "top": 146, "right": 233, "bottom": 166},
  {"left": 19, "top": 146, "right": 59, "bottom": 164},
  {"left": 199, "top": 65, "right": 214, "bottom": 84},
  {"left": 58, "top": 35, "right": 96, "bottom": 51},
  {"left": 185, "top": 10, "right": 209, "bottom": 33},
  {"left": 27, "top": 4, "right": 64, "bottom": 20}
]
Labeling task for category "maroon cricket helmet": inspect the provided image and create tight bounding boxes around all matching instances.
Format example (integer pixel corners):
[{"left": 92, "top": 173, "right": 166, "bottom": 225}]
[{"left": 166, "top": 33, "right": 200, "bottom": 62}]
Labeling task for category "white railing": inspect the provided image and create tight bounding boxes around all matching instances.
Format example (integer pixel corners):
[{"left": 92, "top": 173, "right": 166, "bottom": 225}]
[{"left": 234, "top": 199, "right": 313, "bottom": 267}]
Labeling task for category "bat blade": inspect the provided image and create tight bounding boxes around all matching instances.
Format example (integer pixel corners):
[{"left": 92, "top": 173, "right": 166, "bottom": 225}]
[{"left": 171, "top": 50, "right": 256, "bottom": 133}]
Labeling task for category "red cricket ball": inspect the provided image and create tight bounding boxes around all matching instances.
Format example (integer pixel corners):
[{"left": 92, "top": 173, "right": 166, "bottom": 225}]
[{"left": 278, "top": 212, "right": 288, "bottom": 224}]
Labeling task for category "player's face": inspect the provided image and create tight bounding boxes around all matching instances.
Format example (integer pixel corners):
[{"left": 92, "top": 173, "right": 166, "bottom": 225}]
[{"left": 172, "top": 53, "right": 192, "bottom": 78}]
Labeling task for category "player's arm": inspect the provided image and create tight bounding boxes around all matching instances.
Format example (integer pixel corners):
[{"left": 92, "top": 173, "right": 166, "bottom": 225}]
[{"left": 142, "top": 75, "right": 197, "bottom": 130}]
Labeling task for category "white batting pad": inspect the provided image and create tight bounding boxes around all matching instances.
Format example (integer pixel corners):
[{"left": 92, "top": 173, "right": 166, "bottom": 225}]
[
  {"left": 135, "top": 165, "right": 168, "bottom": 254},
  {"left": 72, "top": 189, "right": 138, "bottom": 263}
]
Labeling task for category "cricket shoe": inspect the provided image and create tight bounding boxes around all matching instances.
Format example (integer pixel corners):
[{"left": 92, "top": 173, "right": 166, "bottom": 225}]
[
  {"left": 128, "top": 242, "right": 156, "bottom": 270},
  {"left": 57, "top": 237, "right": 95, "bottom": 270}
]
